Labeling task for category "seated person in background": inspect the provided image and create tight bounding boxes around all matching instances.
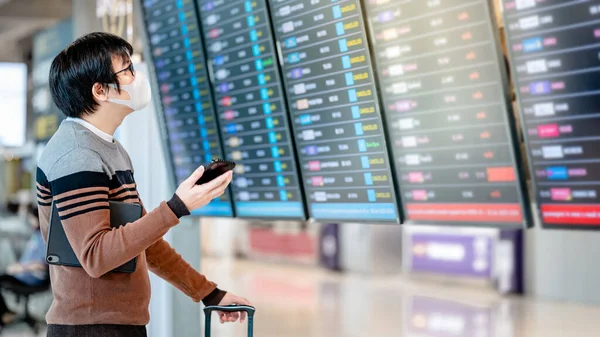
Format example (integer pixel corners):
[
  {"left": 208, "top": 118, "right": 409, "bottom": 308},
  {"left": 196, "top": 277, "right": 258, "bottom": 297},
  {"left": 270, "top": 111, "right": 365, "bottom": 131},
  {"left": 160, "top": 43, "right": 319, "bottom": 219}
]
[
  {"left": 0, "top": 205, "right": 48, "bottom": 328},
  {"left": 4, "top": 200, "right": 20, "bottom": 215}
]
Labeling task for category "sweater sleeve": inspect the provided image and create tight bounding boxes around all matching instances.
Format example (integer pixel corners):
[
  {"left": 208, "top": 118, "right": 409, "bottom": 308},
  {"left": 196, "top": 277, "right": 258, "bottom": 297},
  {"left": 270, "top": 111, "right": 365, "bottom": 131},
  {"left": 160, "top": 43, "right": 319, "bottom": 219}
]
[
  {"left": 139, "top": 203, "right": 225, "bottom": 305},
  {"left": 146, "top": 238, "right": 225, "bottom": 304},
  {"left": 47, "top": 150, "right": 180, "bottom": 278}
]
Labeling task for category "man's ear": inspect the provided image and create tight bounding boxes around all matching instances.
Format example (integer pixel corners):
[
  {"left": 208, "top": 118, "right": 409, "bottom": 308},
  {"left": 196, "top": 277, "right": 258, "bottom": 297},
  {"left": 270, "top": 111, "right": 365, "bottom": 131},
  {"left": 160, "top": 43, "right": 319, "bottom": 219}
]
[{"left": 92, "top": 83, "right": 110, "bottom": 102}]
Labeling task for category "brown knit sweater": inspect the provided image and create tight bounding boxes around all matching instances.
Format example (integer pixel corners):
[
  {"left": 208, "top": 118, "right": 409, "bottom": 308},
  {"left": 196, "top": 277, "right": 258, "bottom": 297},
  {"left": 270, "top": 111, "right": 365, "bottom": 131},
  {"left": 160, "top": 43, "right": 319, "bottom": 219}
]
[{"left": 36, "top": 120, "right": 222, "bottom": 325}]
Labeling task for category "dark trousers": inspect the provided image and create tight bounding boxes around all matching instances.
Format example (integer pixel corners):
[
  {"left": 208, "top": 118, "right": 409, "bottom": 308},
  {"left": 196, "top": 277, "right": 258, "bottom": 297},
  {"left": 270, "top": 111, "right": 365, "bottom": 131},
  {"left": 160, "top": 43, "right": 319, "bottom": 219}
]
[
  {"left": 47, "top": 324, "right": 147, "bottom": 337},
  {"left": 0, "top": 274, "right": 24, "bottom": 318}
]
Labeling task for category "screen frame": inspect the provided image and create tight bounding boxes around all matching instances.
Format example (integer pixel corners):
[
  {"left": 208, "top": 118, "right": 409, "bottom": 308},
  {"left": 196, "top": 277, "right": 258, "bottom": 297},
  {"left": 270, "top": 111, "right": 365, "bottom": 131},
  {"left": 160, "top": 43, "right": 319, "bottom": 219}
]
[
  {"left": 0, "top": 62, "right": 28, "bottom": 148},
  {"left": 267, "top": 0, "right": 402, "bottom": 224},
  {"left": 136, "top": 0, "right": 235, "bottom": 217},
  {"left": 501, "top": 0, "right": 599, "bottom": 230},
  {"left": 361, "top": 0, "right": 532, "bottom": 228},
  {"left": 195, "top": 0, "right": 309, "bottom": 221},
  {"left": 136, "top": 0, "right": 178, "bottom": 193}
]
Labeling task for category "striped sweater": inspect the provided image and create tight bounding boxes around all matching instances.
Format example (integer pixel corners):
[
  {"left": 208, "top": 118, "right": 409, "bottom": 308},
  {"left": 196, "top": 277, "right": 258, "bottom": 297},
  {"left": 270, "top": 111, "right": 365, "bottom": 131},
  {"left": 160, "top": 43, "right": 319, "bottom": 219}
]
[{"left": 36, "top": 120, "right": 221, "bottom": 325}]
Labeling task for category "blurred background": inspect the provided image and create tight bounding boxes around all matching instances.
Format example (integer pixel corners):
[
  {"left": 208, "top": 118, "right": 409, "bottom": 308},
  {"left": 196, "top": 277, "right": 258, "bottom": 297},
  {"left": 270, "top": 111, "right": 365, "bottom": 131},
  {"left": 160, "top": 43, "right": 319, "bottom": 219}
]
[{"left": 2, "top": 0, "right": 600, "bottom": 336}]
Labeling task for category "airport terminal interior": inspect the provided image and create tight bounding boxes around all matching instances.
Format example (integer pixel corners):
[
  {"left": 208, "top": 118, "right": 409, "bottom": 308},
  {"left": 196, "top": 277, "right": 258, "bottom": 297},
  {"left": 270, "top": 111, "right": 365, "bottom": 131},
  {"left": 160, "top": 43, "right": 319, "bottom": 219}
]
[{"left": 2, "top": 0, "right": 600, "bottom": 336}]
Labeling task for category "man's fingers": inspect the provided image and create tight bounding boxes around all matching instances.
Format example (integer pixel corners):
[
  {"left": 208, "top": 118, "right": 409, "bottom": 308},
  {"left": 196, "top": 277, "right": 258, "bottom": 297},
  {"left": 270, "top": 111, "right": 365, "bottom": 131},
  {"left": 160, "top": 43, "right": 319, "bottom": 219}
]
[
  {"left": 210, "top": 183, "right": 229, "bottom": 199},
  {"left": 237, "top": 297, "right": 252, "bottom": 306},
  {"left": 184, "top": 166, "right": 205, "bottom": 186},
  {"left": 215, "top": 297, "right": 252, "bottom": 325},
  {"left": 238, "top": 298, "right": 251, "bottom": 323},
  {"left": 218, "top": 311, "right": 236, "bottom": 324},
  {"left": 206, "top": 182, "right": 231, "bottom": 201},
  {"left": 192, "top": 171, "right": 231, "bottom": 196},
  {"left": 191, "top": 170, "right": 232, "bottom": 198},
  {"left": 221, "top": 311, "right": 249, "bottom": 323},
  {"left": 204, "top": 170, "right": 233, "bottom": 190},
  {"left": 223, "top": 312, "right": 237, "bottom": 323}
]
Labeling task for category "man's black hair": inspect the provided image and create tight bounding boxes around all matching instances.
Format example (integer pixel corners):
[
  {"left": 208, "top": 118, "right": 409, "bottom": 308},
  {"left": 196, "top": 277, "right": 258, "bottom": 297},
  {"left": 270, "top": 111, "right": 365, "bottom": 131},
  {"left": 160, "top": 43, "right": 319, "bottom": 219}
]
[{"left": 49, "top": 32, "right": 134, "bottom": 118}]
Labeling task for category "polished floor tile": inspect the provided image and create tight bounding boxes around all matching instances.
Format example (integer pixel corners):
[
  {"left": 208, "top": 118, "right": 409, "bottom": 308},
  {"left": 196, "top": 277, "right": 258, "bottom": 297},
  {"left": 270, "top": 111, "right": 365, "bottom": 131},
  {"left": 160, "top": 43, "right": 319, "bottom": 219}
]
[
  {"left": 201, "top": 257, "right": 600, "bottom": 337},
  {"left": 3, "top": 257, "right": 600, "bottom": 337}
]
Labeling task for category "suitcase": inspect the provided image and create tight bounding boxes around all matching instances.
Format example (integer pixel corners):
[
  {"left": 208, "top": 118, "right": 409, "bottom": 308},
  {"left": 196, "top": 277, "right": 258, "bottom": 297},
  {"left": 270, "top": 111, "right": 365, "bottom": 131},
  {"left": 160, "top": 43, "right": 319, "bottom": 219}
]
[{"left": 204, "top": 304, "right": 256, "bottom": 337}]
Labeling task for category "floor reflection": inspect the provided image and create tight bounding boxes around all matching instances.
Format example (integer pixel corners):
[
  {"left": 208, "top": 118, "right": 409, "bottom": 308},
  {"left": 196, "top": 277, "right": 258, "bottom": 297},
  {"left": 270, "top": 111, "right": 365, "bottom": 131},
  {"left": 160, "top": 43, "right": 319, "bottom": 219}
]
[
  {"left": 406, "top": 296, "right": 494, "bottom": 337},
  {"left": 201, "top": 257, "right": 600, "bottom": 337},
  {"left": 3, "top": 257, "right": 600, "bottom": 337}
]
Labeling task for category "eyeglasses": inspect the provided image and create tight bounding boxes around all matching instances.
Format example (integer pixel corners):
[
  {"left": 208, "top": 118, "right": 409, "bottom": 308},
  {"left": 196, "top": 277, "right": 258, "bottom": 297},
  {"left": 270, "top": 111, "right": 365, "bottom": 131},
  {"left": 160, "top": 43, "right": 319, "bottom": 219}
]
[{"left": 114, "top": 63, "right": 135, "bottom": 76}]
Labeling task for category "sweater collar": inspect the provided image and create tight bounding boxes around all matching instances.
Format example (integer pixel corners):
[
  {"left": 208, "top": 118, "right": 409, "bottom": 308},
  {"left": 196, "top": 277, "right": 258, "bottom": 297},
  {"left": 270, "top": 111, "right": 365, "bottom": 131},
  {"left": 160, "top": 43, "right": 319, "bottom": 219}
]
[{"left": 65, "top": 117, "right": 114, "bottom": 143}]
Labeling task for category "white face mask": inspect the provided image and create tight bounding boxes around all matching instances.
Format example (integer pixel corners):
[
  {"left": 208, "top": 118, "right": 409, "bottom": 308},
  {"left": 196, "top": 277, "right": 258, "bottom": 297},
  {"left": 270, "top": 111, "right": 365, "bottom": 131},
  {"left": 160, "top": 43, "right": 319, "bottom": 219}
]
[{"left": 108, "top": 70, "right": 152, "bottom": 111}]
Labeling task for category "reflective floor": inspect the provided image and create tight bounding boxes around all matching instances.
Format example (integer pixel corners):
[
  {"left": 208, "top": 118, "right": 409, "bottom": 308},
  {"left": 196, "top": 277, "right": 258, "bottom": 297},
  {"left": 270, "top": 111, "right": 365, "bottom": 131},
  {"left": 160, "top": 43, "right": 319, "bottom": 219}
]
[
  {"left": 202, "top": 257, "right": 600, "bottom": 337},
  {"left": 3, "top": 257, "right": 600, "bottom": 337}
]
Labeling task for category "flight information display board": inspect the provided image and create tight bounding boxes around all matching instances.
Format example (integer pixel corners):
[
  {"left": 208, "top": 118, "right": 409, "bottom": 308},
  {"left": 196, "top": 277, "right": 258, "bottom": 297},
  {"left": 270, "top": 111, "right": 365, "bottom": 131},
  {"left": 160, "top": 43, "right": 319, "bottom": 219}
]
[
  {"left": 269, "top": 0, "right": 400, "bottom": 223},
  {"left": 197, "top": 0, "right": 306, "bottom": 219},
  {"left": 503, "top": 0, "right": 600, "bottom": 228},
  {"left": 366, "top": 0, "right": 529, "bottom": 227},
  {"left": 141, "top": 0, "right": 234, "bottom": 216}
]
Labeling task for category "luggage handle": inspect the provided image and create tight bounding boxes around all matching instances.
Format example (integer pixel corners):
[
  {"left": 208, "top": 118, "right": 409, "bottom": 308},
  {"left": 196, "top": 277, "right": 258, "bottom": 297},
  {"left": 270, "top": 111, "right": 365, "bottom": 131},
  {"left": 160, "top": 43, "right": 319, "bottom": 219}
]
[{"left": 203, "top": 304, "right": 256, "bottom": 337}]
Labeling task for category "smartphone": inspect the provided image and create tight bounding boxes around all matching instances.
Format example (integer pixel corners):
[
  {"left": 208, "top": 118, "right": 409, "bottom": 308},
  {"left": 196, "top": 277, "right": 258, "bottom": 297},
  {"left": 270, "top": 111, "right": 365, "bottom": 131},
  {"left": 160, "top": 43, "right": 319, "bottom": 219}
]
[{"left": 195, "top": 158, "right": 236, "bottom": 185}]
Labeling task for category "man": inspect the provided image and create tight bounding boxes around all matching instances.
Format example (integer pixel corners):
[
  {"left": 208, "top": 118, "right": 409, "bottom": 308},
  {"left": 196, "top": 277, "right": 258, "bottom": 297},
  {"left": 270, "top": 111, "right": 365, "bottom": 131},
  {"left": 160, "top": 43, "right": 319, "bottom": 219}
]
[
  {"left": 36, "top": 32, "right": 250, "bottom": 337},
  {"left": 0, "top": 205, "right": 48, "bottom": 329}
]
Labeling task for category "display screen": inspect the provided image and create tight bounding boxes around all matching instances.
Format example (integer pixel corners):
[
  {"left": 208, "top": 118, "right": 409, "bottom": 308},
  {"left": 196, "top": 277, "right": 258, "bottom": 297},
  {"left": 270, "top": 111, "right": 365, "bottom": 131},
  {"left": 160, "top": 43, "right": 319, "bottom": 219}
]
[
  {"left": 141, "top": 0, "right": 234, "bottom": 216},
  {"left": 32, "top": 20, "right": 72, "bottom": 143},
  {"left": 0, "top": 63, "right": 27, "bottom": 148},
  {"left": 197, "top": 0, "right": 306, "bottom": 219},
  {"left": 504, "top": 0, "right": 600, "bottom": 228},
  {"left": 269, "top": 0, "right": 400, "bottom": 222},
  {"left": 366, "top": 0, "right": 529, "bottom": 226}
]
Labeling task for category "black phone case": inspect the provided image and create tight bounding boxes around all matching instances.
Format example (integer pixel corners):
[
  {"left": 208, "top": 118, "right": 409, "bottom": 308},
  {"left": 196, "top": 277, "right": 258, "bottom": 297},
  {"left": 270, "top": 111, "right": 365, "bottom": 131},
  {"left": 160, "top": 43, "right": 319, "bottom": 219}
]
[{"left": 196, "top": 158, "right": 236, "bottom": 185}]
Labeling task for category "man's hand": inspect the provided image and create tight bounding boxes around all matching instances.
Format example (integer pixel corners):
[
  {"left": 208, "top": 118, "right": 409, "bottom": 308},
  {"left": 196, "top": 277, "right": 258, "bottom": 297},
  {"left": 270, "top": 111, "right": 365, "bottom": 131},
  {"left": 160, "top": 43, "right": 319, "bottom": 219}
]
[
  {"left": 176, "top": 166, "right": 233, "bottom": 211},
  {"left": 216, "top": 292, "right": 252, "bottom": 324}
]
